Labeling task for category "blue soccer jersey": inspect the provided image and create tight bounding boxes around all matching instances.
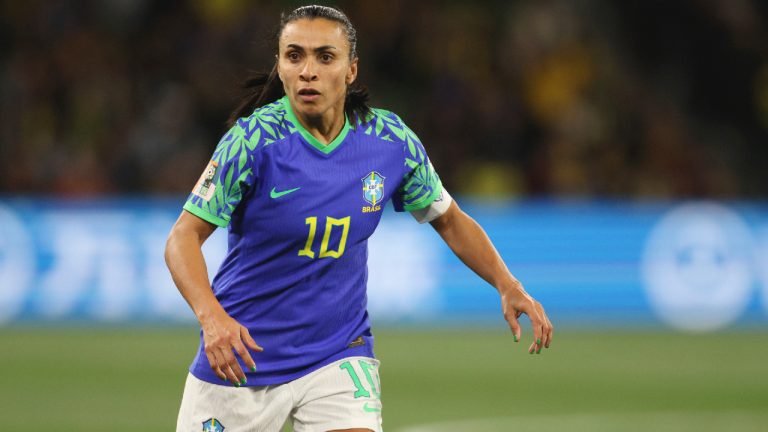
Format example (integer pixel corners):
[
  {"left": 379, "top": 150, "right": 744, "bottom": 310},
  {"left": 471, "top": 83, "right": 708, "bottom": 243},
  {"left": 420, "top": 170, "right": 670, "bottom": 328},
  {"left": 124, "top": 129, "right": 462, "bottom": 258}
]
[{"left": 183, "top": 96, "right": 443, "bottom": 385}]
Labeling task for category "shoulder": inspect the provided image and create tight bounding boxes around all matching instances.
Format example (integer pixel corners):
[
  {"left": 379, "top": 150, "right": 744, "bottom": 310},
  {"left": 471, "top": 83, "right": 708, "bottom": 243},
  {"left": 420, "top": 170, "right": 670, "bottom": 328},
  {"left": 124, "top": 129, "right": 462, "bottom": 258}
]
[
  {"left": 221, "top": 98, "right": 294, "bottom": 154},
  {"left": 355, "top": 107, "right": 421, "bottom": 145}
]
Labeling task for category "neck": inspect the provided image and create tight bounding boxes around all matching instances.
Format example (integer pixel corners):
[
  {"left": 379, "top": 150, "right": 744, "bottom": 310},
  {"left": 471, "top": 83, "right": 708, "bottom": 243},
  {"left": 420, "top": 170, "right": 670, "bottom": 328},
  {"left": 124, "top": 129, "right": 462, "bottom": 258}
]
[{"left": 294, "top": 103, "right": 346, "bottom": 146}]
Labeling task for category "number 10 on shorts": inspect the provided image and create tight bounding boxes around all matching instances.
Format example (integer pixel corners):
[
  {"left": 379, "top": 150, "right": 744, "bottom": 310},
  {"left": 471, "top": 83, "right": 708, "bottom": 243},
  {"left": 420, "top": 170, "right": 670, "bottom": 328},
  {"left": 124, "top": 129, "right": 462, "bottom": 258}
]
[{"left": 339, "top": 359, "right": 381, "bottom": 399}]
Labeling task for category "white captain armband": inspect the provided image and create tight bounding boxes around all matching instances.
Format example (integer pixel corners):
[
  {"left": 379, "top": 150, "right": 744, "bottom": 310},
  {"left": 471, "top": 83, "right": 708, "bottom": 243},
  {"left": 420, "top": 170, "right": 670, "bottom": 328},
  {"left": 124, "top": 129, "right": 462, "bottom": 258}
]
[{"left": 409, "top": 188, "right": 453, "bottom": 224}]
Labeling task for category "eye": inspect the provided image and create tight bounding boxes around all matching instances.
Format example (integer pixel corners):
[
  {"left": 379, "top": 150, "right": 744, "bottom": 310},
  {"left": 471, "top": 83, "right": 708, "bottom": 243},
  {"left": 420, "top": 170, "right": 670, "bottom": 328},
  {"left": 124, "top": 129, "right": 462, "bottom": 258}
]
[
  {"left": 319, "top": 53, "right": 333, "bottom": 63},
  {"left": 287, "top": 51, "right": 301, "bottom": 62}
]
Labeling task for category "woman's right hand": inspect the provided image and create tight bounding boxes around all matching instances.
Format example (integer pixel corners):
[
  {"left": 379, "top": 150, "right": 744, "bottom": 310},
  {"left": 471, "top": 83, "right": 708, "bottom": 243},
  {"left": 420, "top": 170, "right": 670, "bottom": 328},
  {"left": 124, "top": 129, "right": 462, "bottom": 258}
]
[
  {"left": 199, "top": 308, "right": 264, "bottom": 386},
  {"left": 165, "top": 211, "right": 264, "bottom": 387}
]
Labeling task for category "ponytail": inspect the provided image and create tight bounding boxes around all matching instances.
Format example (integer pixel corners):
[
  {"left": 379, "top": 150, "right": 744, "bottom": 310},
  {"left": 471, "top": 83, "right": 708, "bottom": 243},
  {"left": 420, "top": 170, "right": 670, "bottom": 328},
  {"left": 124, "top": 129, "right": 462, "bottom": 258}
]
[
  {"left": 345, "top": 84, "right": 372, "bottom": 126},
  {"left": 226, "top": 64, "right": 283, "bottom": 128}
]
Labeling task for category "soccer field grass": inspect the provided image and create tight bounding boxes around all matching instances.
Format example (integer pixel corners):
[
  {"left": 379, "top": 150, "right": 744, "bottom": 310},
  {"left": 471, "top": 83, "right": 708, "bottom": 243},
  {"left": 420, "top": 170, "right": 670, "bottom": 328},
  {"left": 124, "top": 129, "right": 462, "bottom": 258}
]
[{"left": 0, "top": 328, "right": 766, "bottom": 431}]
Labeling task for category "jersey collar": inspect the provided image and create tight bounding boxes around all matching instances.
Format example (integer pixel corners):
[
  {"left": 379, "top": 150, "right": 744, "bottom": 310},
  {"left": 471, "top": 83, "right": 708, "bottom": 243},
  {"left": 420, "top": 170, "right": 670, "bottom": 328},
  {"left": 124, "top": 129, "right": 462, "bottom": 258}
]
[{"left": 282, "top": 96, "right": 351, "bottom": 155}]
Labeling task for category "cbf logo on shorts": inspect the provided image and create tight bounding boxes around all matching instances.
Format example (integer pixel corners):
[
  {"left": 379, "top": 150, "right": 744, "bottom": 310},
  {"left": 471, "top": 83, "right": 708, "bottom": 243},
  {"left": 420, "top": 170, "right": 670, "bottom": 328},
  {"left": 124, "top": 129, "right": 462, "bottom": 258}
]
[
  {"left": 202, "top": 418, "right": 225, "bottom": 432},
  {"left": 361, "top": 171, "right": 385, "bottom": 213}
]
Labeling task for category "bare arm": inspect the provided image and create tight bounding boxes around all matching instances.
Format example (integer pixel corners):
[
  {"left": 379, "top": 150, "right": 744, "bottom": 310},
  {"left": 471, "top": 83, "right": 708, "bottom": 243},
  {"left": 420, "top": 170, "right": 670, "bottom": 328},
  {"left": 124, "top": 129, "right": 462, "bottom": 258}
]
[
  {"left": 165, "top": 211, "right": 262, "bottom": 385},
  {"left": 429, "top": 200, "right": 553, "bottom": 353},
  {"left": 165, "top": 211, "right": 219, "bottom": 319}
]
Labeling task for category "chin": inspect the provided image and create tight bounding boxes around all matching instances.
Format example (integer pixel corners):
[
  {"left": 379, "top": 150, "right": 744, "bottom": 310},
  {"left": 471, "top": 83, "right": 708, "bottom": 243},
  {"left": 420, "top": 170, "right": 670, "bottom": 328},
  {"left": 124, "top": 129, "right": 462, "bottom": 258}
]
[{"left": 294, "top": 100, "right": 325, "bottom": 116}]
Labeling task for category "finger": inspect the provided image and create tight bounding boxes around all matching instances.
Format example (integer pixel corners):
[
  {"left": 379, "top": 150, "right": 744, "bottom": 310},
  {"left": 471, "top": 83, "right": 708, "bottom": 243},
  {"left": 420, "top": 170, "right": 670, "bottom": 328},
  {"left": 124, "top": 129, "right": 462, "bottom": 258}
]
[
  {"left": 547, "top": 320, "right": 554, "bottom": 348},
  {"left": 241, "top": 326, "right": 263, "bottom": 352},
  {"left": 219, "top": 347, "right": 245, "bottom": 386},
  {"left": 501, "top": 294, "right": 523, "bottom": 343},
  {"left": 240, "top": 327, "right": 263, "bottom": 371},
  {"left": 504, "top": 309, "right": 522, "bottom": 343},
  {"left": 529, "top": 314, "right": 543, "bottom": 354},
  {"left": 214, "top": 350, "right": 239, "bottom": 385},
  {"left": 227, "top": 347, "right": 248, "bottom": 385},
  {"left": 216, "top": 354, "right": 239, "bottom": 385},
  {"left": 543, "top": 310, "right": 554, "bottom": 349},
  {"left": 536, "top": 323, "right": 545, "bottom": 354},
  {"left": 536, "top": 302, "right": 553, "bottom": 349},
  {"left": 534, "top": 303, "right": 549, "bottom": 352},
  {"left": 204, "top": 349, "right": 227, "bottom": 381},
  {"left": 232, "top": 338, "right": 257, "bottom": 374},
  {"left": 222, "top": 364, "right": 239, "bottom": 386}
]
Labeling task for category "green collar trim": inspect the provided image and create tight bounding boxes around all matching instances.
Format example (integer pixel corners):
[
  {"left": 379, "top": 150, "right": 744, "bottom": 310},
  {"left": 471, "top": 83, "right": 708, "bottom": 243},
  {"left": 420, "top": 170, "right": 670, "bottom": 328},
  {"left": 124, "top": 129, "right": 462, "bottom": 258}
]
[{"left": 282, "top": 96, "right": 350, "bottom": 154}]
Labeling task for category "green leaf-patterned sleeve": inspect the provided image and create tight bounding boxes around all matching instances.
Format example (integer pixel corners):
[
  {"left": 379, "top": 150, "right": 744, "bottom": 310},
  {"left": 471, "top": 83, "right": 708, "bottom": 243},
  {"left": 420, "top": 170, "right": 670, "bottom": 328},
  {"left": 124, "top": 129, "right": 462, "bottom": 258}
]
[
  {"left": 391, "top": 118, "right": 443, "bottom": 212},
  {"left": 182, "top": 123, "right": 256, "bottom": 227}
]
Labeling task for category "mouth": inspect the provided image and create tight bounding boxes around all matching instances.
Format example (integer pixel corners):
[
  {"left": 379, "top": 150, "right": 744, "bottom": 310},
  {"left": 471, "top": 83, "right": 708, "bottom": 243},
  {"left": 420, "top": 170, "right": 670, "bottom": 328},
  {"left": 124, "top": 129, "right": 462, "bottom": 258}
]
[
  {"left": 298, "top": 88, "right": 321, "bottom": 95},
  {"left": 297, "top": 87, "right": 320, "bottom": 103}
]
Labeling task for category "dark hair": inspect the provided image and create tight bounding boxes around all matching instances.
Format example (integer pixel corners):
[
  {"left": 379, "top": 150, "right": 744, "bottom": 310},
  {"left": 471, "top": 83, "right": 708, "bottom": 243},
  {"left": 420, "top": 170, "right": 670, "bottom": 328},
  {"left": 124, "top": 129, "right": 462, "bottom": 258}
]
[{"left": 227, "top": 5, "right": 371, "bottom": 128}]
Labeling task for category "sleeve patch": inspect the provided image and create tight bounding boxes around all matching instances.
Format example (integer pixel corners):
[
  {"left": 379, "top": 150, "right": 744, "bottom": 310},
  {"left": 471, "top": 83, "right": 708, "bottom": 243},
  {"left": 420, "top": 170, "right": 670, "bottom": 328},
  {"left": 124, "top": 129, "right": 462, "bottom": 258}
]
[{"left": 191, "top": 160, "right": 219, "bottom": 202}]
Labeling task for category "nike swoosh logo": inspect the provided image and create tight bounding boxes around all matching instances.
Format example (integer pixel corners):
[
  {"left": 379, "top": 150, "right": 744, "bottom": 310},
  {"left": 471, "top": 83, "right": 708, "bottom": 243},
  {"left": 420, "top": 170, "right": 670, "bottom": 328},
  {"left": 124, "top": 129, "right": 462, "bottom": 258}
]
[
  {"left": 363, "top": 402, "right": 381, "bottom": 413},
  {"left": 270, "top": 186, "right": 300, "bottom": 199}
]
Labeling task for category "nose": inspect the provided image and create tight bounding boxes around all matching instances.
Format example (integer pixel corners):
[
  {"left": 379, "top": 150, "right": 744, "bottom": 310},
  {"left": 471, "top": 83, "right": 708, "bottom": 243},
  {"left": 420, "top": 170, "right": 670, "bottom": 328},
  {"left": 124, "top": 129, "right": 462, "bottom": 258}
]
[{"left": 299, "top": 58, "right": 318, "bottom": 82}]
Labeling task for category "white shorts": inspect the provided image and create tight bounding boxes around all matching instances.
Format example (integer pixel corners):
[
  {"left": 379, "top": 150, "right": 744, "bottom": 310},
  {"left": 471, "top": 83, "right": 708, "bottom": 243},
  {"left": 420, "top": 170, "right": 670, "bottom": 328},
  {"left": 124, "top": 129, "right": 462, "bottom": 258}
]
[{"left": 176, "top": 356, "right": 383, "bottom": 432}]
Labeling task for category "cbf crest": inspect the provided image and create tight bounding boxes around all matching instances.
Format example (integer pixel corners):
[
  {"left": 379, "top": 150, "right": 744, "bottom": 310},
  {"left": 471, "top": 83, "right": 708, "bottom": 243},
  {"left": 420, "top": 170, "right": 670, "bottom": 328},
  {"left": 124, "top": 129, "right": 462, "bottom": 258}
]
[
  {"left": 202, "top": 418, "right": 225, "bottom": 432},
  {"left": 361, "top": 171, "right": 385, "bottom": 213}
]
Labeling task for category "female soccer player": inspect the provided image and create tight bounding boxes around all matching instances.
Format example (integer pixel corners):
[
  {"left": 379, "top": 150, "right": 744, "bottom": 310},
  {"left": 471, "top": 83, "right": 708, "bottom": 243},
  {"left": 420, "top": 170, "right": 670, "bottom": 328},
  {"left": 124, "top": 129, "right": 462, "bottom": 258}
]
[{"left": 165, "top": 5, "right": 552, "bottom": 432}]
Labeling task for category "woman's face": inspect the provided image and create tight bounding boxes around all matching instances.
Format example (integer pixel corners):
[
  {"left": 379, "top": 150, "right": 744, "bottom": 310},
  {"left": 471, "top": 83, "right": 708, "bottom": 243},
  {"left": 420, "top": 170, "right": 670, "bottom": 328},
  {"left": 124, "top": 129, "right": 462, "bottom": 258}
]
[{"left": 277, "top": 18, "right": 357, "bottom": 121}]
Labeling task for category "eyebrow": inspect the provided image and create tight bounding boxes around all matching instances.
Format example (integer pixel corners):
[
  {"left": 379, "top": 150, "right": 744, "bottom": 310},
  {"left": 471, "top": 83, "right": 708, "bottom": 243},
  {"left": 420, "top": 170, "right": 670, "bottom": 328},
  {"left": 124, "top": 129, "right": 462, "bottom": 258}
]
[{"left": 286, "top": 44, "right": 339, "bottom": 53}]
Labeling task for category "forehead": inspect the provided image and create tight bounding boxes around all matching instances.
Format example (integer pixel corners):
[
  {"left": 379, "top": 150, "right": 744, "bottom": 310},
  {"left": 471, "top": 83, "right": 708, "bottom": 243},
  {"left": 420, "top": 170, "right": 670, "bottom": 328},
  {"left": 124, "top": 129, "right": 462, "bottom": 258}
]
[{"left": 279, "top": 18, "right": 349, "bottom": 52}]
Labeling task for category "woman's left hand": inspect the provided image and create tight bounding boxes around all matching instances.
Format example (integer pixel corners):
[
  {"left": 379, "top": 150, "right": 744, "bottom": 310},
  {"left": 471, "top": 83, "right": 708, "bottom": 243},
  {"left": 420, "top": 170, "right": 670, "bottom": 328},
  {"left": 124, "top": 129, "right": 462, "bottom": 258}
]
[{"left": 500, "top": 282, "right": 553, "bottom": 354}]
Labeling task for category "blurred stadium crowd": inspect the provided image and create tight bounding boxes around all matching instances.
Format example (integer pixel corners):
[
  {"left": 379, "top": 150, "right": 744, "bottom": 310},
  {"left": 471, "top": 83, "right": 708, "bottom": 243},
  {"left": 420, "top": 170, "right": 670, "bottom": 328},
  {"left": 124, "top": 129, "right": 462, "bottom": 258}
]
[{"left": 2, "top": 0, "right": 768, "bottom": 198}]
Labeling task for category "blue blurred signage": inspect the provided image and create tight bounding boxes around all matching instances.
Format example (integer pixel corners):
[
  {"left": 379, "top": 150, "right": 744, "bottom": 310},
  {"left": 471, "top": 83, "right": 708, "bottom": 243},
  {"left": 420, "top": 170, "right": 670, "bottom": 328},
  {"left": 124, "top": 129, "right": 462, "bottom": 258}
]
[{"left": 1, "top": 198, "right": 766, "bottom": 330}]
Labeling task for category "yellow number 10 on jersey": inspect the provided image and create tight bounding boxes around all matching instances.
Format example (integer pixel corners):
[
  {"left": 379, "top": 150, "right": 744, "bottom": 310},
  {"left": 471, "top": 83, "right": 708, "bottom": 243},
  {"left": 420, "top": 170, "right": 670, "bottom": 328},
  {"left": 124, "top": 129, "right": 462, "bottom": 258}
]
[{"left": 298, "top": 216, "right": 351, "bottom": 259}]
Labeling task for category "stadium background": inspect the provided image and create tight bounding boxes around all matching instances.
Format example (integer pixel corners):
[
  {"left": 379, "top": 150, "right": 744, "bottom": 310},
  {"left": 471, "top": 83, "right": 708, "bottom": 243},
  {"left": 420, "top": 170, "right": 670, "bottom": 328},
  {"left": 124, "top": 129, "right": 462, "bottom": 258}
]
[{"left": 1, "top": 0, "right": 767, "bottom": 430}]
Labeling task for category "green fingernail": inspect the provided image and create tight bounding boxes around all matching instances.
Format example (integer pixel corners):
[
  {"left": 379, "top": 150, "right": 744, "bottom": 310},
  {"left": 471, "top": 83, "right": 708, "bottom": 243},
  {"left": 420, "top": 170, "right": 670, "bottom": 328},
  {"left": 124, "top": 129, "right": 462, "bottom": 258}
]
[
  {"left": 513, "top": 334, "right": 518, "bottom": 342},
  {"left": 537, "top": 338, "right": 541, "bottom": 345},
  {"left": 250, "top": 365, "right": 257, "bottom": 372},
  {"left": 240, "top": 378, "right": 247, "bottom": 385},
  {"left": 234, "top": 382, "right": 240, "bottom": 387}
]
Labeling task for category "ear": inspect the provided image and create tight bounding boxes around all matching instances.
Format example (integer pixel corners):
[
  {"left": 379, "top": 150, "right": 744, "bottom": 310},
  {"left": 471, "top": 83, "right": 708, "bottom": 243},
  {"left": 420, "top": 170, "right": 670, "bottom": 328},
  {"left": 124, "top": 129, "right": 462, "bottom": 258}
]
[{"left": 346, "top": 58, "right": 358, "bottom": 85}]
